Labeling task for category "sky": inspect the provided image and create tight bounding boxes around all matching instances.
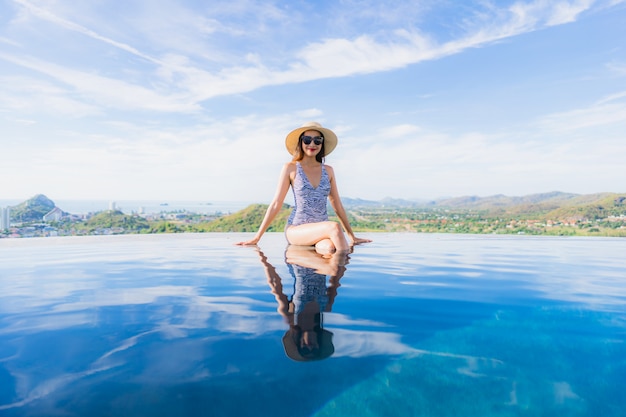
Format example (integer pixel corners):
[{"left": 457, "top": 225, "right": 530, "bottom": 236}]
[{"left": 1, "top": 0, "right": 625, "bottom": 204}]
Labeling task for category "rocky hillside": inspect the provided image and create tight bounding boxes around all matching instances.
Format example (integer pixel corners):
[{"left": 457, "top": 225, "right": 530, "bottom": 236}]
[{"left": 9, "top": 194, "right": 62, "bottom": 223}]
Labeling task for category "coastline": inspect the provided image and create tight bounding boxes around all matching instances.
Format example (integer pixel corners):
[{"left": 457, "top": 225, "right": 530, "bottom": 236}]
[
  {"left": 0, "top": 199, "right": 251, "bottom": 216},
  {"left": 2, "top": 195, "right": 625, "bottom": 238}
]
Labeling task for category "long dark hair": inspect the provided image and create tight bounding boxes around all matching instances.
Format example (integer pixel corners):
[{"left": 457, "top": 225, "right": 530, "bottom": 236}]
[{"left": 292, "top": 131, "right": 325, "bottom": 163}]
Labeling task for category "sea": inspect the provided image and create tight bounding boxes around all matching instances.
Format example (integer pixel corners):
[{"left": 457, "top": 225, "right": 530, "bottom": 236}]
[{"left": 0, "top": 199, "right": 252, "bottom": 215}]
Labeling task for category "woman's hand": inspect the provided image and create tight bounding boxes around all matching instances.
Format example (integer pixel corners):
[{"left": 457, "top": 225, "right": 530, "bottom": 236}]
[
  {"left": 349, "top": 236, "right": 372, "bottom": 246},
  {"left": 235, "top": 237, "right": 260, "bottom": 246}
]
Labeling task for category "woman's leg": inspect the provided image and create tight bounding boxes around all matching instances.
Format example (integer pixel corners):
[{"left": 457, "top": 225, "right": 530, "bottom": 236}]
[
  {"left": 285, "top": 221, "right": 349, "bottom": 253},
  {"left": 314, "top": 239, "right": 335, "bottom": 255}
]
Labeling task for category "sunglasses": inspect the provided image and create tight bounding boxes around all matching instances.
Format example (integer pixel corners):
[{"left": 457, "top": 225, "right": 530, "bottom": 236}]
[{"left": 301, "top": 135, "right": 324, "bottom": 145}]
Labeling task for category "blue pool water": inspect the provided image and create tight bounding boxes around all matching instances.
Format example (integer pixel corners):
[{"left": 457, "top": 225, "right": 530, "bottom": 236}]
[{"left": 0, "top": 233, "right": 625, "bottom": 416}]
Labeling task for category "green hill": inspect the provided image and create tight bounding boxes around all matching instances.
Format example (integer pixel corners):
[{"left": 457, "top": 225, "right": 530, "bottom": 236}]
[
  {"left": 544, "top": 194, "right": 626, "bottom": 220},
  {"left": 75, "top": 210, "right": 151, "bottom": 233},
  {"left": 342, "top": 191, "right": 624, "bottom": 215},
  {"left": 421, "top": 192, "right": 624, "bottom": 219},
  {"left": 198, "top": 204, "right": 291, "bottom": 232},
  {"left": 9, "top": 194, "right": 60, "bottom": 222},
  {"left": 434, "top": 191, "right": 582, "bottom": 210}
]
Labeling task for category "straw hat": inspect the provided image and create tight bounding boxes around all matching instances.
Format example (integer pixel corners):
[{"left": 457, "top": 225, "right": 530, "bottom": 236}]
[
  {"left": 282, "top": 328, "right": 335, "bottom": 362},
  {"left": 285, "top": 121, "right": 338, "bottom": 156}
]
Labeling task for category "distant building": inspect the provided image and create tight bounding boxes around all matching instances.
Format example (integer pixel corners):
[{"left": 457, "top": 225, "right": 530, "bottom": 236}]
[
  {"left": 43, "top": 207, "right": 64, "bottom": 222},
  {"left": 1, "top": 207, "right": 10, "bottom": 230},
  {"left": 109, "top": 201, "right": 117, "bottom": 211}
]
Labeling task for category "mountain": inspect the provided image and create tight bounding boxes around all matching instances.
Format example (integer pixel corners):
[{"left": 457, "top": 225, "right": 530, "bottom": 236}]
[
  {"left": 10, "top": 192, "right": 625, "bottom": 228},
  {"left": 342, "top": 192, "right": 626, "bottom": 215},
  {"left": 544, "top": 193, "right": 626, "bottom": 220},
  {"left": 9, "top": 194, "right": 62, "bottom": 223},
  {"left": 342, "top": 197, "right": 424, "bottom": 208},
  {"left": 431, "top": 191, "right": 580, "bottom": 209},
  {"left": 428, "top": 192, "right": 626, "bottom": 219},
  {"left": 199, "top": 203, "right": 291, "bottom": 232}
]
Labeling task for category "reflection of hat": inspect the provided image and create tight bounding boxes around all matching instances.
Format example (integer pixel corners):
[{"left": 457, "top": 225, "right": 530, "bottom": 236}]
[
  {"left": 282, "top": 328, "right": 335, "bottom": 362},
  {"left": 285, "top": 121, "right": 338, "bottom": 156}
]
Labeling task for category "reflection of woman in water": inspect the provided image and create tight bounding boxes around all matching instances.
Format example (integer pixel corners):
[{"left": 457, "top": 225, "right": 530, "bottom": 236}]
[{"left": 256, "top": 245, "right": 348, "bottom": 361}]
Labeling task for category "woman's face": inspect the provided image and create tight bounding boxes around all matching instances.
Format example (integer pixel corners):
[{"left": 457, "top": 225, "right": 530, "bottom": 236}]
[{"left": 300, "top": 129, "right": 324, "bottom": 158}]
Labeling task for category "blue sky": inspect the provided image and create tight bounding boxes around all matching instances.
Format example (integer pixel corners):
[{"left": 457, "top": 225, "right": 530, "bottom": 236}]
[{"left": 1, "top": 0, "right": 625, "bottom": 203}]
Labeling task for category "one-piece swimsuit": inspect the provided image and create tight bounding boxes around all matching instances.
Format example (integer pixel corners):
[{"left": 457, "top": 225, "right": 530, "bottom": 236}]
[
  {"left": 287, "top": 262, "right": 329, "bottom": 324},
  {"left": 286, "top": 162, "right": 331, "bottom": 227}
]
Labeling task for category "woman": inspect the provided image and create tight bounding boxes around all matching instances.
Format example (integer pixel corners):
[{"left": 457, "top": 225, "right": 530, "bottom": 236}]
[{"left": 236, "top": 121, "right": 371, "bottom": 253}]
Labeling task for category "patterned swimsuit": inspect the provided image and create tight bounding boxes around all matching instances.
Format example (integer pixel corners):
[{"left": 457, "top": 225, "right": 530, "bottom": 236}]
[
  {"left": 287, "top": 263, "right": 329, "bottom": 323},
  {"left": 286, "top": 162, "right": 331, "bottom": 227}
]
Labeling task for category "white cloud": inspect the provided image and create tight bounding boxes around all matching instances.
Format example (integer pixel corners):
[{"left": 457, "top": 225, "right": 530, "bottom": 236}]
[
  {"left": 0, "top": 53, "right": 199, "bottom": 112},
  {"left": 330, "top": 105, "right": 626, "bottom": 200},
  {"left": 11, "top": 0, "right": 161, "bottom": 64},
  {"left": 332, "top": 328, "right": 416, "bottom": 357},
  {"left": 4, "top": 0, "right": 607, "bottom": 110},
  {"left": 545, "top": 0, "right": 595, "bottom": 25},
  {"left": 607, "top": 61, "right": 626, "bottom": 75},
  {"left": 597, "top": 90, "right": 626, "bottom": 104},
  {"left": 2, "top": 0, "right": 625, "bottom": 200},
  {"left": 539, "top": 94, "right": 626, "bottom": 132},
  {"left": 0, "top": 36, "right": 20, "bottom": 47},
  {"left": 0, "top": 75, "right": 101, "bottom": 117},
  {"left": 381, "top": 123, "right": 422, "bottom": 138}
]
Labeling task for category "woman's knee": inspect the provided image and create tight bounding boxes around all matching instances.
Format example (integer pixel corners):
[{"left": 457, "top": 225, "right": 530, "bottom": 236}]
[
  {"left": 325, "top": 221, "right": 343, "bottom": 236},
  {"left": 325, "top": 222, "right": 348, "bottom": 248},
  {"left": 315, "top": 239, "right": 335, "bottom": 255}
]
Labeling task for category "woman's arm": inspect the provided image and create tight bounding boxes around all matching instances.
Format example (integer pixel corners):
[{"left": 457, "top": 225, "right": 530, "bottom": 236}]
[
  {"left": 236, "top": 163, "right": 293, "bottom": 245},
  {"left": 257, "top": 249, "right": 290, "bottom": 319},
  {"left": 326, "top": 165, "right": 372, "bottom": 246}
]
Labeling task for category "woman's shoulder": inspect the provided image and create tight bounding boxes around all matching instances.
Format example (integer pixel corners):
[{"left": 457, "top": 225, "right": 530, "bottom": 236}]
[{"left": 281, "top": 161, "right": 298, "bottom": 176}]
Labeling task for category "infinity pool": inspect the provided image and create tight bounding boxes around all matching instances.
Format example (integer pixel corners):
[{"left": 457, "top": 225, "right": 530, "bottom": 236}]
[{"left": 1, "top": 233, "right": 625, "bottom": 416}]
